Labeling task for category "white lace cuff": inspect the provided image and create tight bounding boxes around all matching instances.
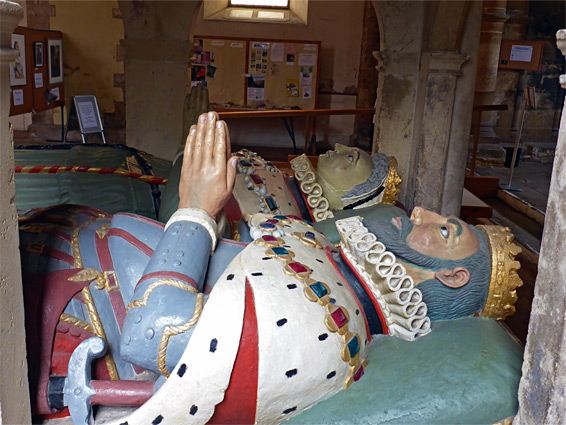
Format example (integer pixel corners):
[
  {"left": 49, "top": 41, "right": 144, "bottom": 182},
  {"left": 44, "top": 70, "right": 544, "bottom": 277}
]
[{"left": 165, "top": 208, "right": 218, "bottom": 251}]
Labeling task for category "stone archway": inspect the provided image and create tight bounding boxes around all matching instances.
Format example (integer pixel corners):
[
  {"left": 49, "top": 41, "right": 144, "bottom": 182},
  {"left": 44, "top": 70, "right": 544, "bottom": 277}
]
[{"left": 370, "top": 1, "right": 482, "bottom": 215}]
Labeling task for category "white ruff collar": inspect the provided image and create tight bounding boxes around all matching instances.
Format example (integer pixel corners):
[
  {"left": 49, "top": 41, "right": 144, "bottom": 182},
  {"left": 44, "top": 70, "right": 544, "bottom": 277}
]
[
  {"left": 335, "top": 216, "right": 431, "bottom": 341},
  {"left": 290, "top": 154, "right": 334, "bottom": 222}
]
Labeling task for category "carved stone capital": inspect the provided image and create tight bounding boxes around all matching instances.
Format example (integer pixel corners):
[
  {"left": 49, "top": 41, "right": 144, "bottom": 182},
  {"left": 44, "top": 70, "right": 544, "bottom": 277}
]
[
  {"left": 0, "top": 1, "right": 23, "bottom": 49},
  {"left": 426, "top": 51, "right": 469, "bottom": 74},
  {"left": 372, "top": 50, "right": 420, "bottom": 74}
]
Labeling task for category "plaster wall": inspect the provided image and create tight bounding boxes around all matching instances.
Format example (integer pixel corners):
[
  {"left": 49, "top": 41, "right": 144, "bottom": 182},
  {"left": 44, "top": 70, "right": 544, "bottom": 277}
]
[
  {"left": 192, "top": 0, "right": 366, "bottom": 149},
  {"left": 49, "top": 1, "right": 123, "bottom": 124}
]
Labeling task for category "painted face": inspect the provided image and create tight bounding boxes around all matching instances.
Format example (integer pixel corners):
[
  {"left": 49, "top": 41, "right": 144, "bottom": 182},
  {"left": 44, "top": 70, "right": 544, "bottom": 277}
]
[
  {"left": 403, "top": 207, "right": 480, "bottom": 260},
  {"left": 317, "top": 144, "right": 373, "bottom": 191}
]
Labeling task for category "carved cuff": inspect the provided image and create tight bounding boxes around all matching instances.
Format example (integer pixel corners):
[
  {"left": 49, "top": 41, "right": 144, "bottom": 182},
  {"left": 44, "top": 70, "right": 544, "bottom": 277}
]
[{"left": 166, "top": 208, "right": 218, "bottom": 250}]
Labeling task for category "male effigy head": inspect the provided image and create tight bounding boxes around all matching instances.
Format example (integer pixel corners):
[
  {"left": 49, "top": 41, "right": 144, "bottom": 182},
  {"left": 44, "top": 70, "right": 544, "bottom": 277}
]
[{"left": 366, "top": 207, "right": 523, "bottom": 321}]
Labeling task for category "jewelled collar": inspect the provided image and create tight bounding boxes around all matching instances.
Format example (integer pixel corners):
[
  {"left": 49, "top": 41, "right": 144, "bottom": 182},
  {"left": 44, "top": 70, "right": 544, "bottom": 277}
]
[{"left": 335, "top": 216, "right": 431, "bottom": 341}]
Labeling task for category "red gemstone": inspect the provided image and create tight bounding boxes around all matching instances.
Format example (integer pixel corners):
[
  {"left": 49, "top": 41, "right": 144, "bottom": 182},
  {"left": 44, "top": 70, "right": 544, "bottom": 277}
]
[
  {"left": 288, "top": 262, "right": 308, "bottom": 273},
  {"left": 330, "top": 308, "right": 348, "bottom": 328},
  {"left": 250, "top": 174, "right": 263, "bottom": 185},
  {"left": 353, "top": 365, "right": 365, "bottom": 382},
  {"left": 262, "top": 235, "right": 277, "bottom": 242},
  {"left": 288, "top": 215, "right": 300, "bottom": 220},
  {"left": 266, "top": 219, "right": 278, "bottom": 225}
]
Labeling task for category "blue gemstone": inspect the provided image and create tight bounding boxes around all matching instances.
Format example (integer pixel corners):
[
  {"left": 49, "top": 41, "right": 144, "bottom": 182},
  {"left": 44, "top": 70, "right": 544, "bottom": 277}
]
[
  {"left": 272, "top": 247, "right": 289, "bottom": 256},
  {"left": 274, "top": 215, "right": 287, "bottom": 220},
  {"left": 240, "top": 160, "right": 252, "bottom": 167},
  {"left": 265, "top": 197, "right": 279, "bottom": 212},
  {"left": 305, "top": 231, "right": 315, "bottom": 239},
  {"left": 260, "top": 222, "right": 276, "bottom": 230},
  {"left": 347, "top": 336, "right": 360, "bottom": 358},
  {"left": 309, "top": 282, "right": 328, "bottom": 298}
]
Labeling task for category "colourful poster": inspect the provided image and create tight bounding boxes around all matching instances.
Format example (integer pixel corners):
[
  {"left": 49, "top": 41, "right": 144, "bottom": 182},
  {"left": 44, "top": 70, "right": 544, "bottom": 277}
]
[
  {"left": 300, "top": 66, "right": 313, "bottom": 85},
  {"left": 285, "top": 79, "right": 299, "bottom": 97}
]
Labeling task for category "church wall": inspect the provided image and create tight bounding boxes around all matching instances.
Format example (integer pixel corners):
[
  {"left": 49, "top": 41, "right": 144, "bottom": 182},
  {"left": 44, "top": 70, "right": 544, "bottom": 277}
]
[
  {"left": 49, "top": 1, "right": 124, "bottom": 139},
  {"left": 192, "top": 0, "right": 366, "bottom": 150}
]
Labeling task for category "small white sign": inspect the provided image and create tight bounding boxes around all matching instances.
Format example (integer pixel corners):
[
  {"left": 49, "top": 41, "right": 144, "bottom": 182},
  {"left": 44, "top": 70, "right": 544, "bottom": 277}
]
[
  {"left": 510, "top": 45, "right": 533, "bottom": 62},
  {"left": 13, "top": 89, "right": 24, "bottom": 106},
  {"left": 304, "top": 44, "right": 317, "bottom": 51},
  {"left": 252, "top": 42, "right": 270, "bottom": 49},
  {"left": 271, "top": 43, "right": 284, "bottom": 62},
  {"left": 231, "top": 42, "right": 244, "bottom": 48},
  {"left": 211, "top": 40, "right": 225, "bottom": 46},
  {"left": 299, "top": 53, "right": 317, "bottom": 67},
  {"left": 77, "top": 101, "right": 98, "bottom": 129},
  {"left": 34, "top": 73, "right": 44, "bottom": 88}
]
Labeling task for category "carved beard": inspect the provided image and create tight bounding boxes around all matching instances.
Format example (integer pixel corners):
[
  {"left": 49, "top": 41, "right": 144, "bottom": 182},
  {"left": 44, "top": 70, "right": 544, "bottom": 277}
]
[
  {"left": 365, "top": 216, "right": 451, "bottom": 271},
  {"left": 364, "top": 216, "right": 491, "bottom": 321}
]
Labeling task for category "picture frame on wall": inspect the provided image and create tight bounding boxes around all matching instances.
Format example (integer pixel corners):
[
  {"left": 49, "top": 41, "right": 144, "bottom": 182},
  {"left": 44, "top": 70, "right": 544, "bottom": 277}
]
[
  {"left": 47, "top": 38, "right": 63, "bottom": 84},
  {"left": 10, "top": 33, "right": 27, "bottom": 86},
  {"left": 34, "top": 42, "right": 44, "bottom": 68}
]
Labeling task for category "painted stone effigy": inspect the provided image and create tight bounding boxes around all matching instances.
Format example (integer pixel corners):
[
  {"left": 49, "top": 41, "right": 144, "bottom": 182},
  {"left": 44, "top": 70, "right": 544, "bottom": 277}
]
[{"left": 19, "top": 113, "right": 523, "bottom": 424}]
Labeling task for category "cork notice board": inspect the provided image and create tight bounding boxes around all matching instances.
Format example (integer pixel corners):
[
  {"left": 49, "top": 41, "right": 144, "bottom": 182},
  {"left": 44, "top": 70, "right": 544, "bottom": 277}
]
[
  {"left": 192, "top": 36, "right": 320, "bottom": 109},
  {"left": 499, "top": 40, "right": 544, "bottom": 71}
]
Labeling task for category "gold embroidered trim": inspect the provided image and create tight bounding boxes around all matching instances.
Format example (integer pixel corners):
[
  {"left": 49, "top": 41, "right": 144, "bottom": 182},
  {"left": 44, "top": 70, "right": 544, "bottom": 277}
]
[
  {"left": 127, "top": 279, "right": 199, "bottom": 312},
  {"left": 157, "top": 293, "right": 205, "bottom": 378},
  {"left": 69, "top": 268, "right": 120, "bottom": 292},
  {"left": 96, "top": 223, "right": 111, "bottom": 239},
  {"left": 59, "top": 313, "right": 95, "bottom": 334},
  {"left": 382, "top": 156, "right": 402, "bottom": 205},
  {"left": 72, "top": 216, "right": 107, "bottom": 268},
  {"left": 82, "top": 286, "right": 119, "bottom": 380}
]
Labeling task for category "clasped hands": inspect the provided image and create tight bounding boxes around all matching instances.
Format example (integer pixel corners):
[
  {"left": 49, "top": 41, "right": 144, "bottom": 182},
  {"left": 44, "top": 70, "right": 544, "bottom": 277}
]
[{"left": 179, "top": 112, "right": 237, "bottom": 220}]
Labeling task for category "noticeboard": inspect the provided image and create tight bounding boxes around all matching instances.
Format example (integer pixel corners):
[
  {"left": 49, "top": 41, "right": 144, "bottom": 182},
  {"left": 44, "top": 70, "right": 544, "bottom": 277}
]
[{"left": 192, "top": 36, "right": 320, "bottom": 109}]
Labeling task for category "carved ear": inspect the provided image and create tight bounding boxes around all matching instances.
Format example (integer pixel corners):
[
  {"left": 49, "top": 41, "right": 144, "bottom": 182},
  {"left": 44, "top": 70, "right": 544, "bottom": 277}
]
[{"left": 434, "top": 267, "right": 470, "bottom": 288}]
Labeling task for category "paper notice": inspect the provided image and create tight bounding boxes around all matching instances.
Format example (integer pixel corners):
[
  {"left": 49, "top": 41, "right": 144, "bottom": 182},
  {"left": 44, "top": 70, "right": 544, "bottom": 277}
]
[
  {"left": 13, "top": 89, "right": 24, "bottom": 106},
  {"left": 299, "top": 53, "right": 317, "bottom": 67},
  {"left": 300, "top": 66, "right": 313, "bottom": 85},
  {"left": 247, "top": 76, "right": 265, "bottom": 101},
  {"left": 211, "top": 40, "right": 225, "bottom": 46},
  {"left": 302, "top": 86, "right": 312, "bottom": 100},
  {"left": 510, "top": 45, "right": 533, "bottom": 62},
  {"left": 252, "top": 42, "right": 270, "bottom": 49},
  {"left": 285, "top": 79, "right": 299, "bottom": 97},
  {"left": 51, "top": 87, "right": 60, "bottom": 101},
  {"left": 231, "top": 42, "right": 244, "bottom": 48},
  {"left": 77, "top": 101, "right": 98, "bottom": 129},
  {"left": 34, "top": 73, "right": 44, "bottom": 88},
  {"left": 304, "top": 44, "right": 317, "bottom": 51},
  {"left": 271, "top": 43, "right": 284, "bottom": 62}
]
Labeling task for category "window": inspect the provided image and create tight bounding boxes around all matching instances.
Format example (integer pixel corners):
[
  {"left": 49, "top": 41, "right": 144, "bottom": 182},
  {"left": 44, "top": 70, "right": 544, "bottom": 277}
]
[{"left": 230, "top": 0, "right": 289, "bottom": 7}]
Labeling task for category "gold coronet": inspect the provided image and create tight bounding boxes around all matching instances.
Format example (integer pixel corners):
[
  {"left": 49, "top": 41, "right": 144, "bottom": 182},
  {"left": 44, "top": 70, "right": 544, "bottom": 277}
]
[
  {"left": 382, "top": 156, "right": 402, "bottom": 205},
  {"left": 477, "top": 225, "right": 523, "bottom": 320}
]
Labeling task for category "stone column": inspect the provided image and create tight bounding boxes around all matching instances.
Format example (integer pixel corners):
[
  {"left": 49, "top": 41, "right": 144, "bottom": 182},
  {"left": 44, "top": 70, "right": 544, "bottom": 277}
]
[
  {"left": 514, "top": 29, "right": 566, "bottom": 425},
  {"left": 475, "top": 1, "right": 508, "bottom": 137},
  {"left": 0, "top": 1, "right": 32, "bottom": 423},
  {"left": 119, "top": 0, "right": 199, "bottom": 161},
  {"left": 413, "top": 51, "right": 469, "bottom": 212}
]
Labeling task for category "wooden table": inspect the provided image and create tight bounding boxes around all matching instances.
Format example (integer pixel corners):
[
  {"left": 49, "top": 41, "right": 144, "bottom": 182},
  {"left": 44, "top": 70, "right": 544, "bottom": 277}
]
[{"left": 216, "top": 107, "right": 375, "bottom": 154}]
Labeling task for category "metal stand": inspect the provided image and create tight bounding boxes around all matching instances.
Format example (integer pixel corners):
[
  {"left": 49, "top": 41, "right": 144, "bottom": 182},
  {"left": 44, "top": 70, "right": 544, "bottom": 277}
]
[{"left": 499, "top": 97, "right": 527, "bottom": 192}]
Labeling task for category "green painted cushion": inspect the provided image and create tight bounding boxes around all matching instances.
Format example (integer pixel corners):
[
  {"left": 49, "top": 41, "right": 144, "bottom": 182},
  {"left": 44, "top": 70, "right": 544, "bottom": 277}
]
[{"left": 288, "top": 317, "right": 522, "bottom": 424}]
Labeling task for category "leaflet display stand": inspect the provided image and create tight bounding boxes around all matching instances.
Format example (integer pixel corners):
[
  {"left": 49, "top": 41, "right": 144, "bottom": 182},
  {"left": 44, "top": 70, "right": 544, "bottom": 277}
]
[{"left": 64, "top": 95, "right": 106, "bottom": 144}]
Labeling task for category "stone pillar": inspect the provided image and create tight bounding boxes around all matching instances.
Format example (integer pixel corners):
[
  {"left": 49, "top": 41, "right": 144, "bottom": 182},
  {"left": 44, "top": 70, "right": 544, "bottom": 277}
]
[
  {"left": 371, "top": 0, "right": 425, "bottom": 209},
  {"left": 0, "top": 1, "right": 32, "bottom": 423},
  {"left": 119, "top": 0, "right": 200, "bottom": 161},
  {"left": 413, "top": 51, "right": 469, "bottom": 212},
  {"left": 514, "top": 29, "right": 566, "bottom": 425},
  {"left": 475, "top": 1, "right": 508, "bottom": 137}
]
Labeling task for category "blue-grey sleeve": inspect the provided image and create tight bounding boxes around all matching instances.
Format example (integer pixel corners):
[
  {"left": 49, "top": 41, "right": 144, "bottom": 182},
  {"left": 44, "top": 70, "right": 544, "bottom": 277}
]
[{"left": 120, "top": 220, "right": 212, "bottom": 375}]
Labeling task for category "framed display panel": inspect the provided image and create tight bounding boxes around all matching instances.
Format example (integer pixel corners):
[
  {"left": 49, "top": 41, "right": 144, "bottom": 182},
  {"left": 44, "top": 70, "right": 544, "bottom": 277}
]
[
  {"left": 47, "top": 38, "right": 63, "bottom": 84},
  {"left": 192, "top": 35, "right": 320, "bottom": 109},
  {"left": 499, "top": 40, "right": 545, "bottom": 71},
  {"left": 9, "top": 27, "right": 33, "bottom": 116},
  {"left": 32, "top": 29, "right": 64, "bottom": 113},
  {"left": 34, "top": 42, "right": 44, "bottom": 67}
]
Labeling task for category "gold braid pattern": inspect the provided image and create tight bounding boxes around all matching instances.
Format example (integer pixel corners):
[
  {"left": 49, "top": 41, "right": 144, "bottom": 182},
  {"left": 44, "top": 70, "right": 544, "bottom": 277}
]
[
  {"left": 157, "top": 293, "right": 205, "bottom": 378},
  {"left": 59, "top": 313, "right": 95, "bottom": 334},
  {"left": 72, "top": 215, "right": 119, "bottom": 379},
  {"left": 127, "top": 279, "right": 199, "bottom": 312},
  {"left": 382, "top": 156, "right": 402, "bottom": 205}
]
